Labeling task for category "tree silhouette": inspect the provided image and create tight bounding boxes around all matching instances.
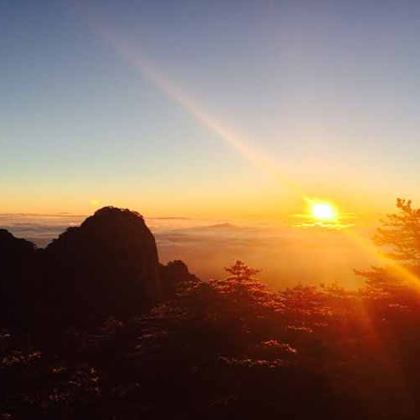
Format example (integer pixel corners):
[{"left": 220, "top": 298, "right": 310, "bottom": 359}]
[
  {"left": 375, "top": 198, "right": 420, "bottom": 265},
  {"left": 225, "top": 260, "right": 259, "bottom": 282}
]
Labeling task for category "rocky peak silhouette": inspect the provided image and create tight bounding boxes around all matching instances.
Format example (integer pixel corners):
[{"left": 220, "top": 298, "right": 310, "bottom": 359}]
[
  {"left": 0, "top": 207, "right": 197, "bottom": 330},
  {"left": 44, "top": 207, "right": 161, "bottom": 325}
]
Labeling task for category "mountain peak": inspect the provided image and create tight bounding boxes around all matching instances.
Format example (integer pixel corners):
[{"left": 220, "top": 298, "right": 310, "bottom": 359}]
[{"left": 45, "top": 206, "right": 161, "bottom": 325}]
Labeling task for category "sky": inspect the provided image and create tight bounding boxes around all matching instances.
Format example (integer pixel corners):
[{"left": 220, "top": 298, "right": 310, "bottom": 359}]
[{"left": 2, "top": 0, "right": 420, "bottom": 219}]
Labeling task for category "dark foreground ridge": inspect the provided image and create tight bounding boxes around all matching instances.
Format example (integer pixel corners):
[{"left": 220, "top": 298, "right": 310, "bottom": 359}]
[
  {"left": 0, "top": 207, "right": 195, "bottom": 331},
  {"left": 2, "top": 199, "right": 420, "bottom": 420}
]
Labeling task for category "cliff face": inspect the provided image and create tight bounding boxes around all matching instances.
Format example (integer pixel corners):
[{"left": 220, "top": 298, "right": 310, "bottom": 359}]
[{"left": 44, "top": 207, "right": 161, "bottom": 325}]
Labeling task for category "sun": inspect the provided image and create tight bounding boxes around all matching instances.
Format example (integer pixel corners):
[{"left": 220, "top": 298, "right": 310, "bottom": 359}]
[
  {"left": 311, "top": 202, "right": 337, "bottom": 222},
  {"left": 296, "top": 199, "right": 349, "bottom": 229}
]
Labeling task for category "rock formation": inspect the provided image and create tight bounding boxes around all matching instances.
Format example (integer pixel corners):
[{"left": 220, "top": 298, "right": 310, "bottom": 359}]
[{"left": 44, "top": 207, "right": 161, "bottom": 325}]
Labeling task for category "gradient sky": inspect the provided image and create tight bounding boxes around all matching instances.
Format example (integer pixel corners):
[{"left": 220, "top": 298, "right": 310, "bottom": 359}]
[{"left": 2, "top": 0, "right": 420, "bottom": 218}]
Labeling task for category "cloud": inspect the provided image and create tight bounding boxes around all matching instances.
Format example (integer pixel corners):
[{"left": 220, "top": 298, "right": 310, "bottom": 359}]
[{"left": 0, "top": 213, "right": 84, "bottom": 247}]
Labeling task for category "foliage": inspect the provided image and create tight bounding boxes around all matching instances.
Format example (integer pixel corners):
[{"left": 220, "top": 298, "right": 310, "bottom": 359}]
[{"left": 376, "top": 198, "right": 420, "bottom": 265}]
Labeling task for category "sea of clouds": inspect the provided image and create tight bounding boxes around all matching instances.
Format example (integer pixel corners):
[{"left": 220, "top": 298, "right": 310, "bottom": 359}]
[{"left": 0, "top": 213, "right": 380, "bottom": 289}]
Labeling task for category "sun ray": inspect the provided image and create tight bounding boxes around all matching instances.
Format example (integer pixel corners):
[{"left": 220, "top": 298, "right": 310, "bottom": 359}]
[
  {"left": 77, "top": 7, "right": 420, "bottom": 293},
  {"left": 75, "top": 10, "right": 306, "bottom": 199}
]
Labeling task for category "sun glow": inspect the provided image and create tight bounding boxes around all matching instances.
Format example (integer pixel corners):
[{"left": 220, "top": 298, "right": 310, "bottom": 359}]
[{"left": 311, "top": 202, "right": 337, "bottom": 222}]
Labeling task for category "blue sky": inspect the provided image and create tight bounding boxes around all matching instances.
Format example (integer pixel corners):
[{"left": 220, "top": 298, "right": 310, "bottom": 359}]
[{"left": 2, "top": 0, "right": 420, "bottom": 216}]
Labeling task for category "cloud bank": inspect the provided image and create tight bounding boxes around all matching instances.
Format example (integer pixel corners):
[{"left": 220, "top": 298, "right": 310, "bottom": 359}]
[{"left": 1, "top": 214, "right": 379, "bottom": 289}]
